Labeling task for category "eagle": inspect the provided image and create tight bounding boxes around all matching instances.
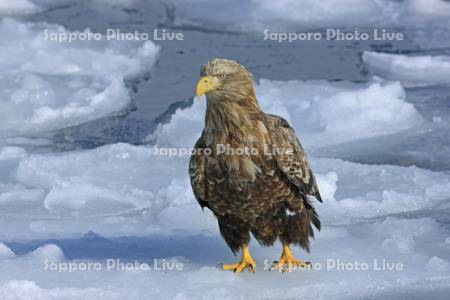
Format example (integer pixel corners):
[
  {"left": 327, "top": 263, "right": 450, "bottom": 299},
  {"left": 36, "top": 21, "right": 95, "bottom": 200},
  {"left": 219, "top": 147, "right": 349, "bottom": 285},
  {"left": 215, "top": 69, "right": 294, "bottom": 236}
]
[{"left": 189, "top": 59, "right": 322, "bottom": 273}]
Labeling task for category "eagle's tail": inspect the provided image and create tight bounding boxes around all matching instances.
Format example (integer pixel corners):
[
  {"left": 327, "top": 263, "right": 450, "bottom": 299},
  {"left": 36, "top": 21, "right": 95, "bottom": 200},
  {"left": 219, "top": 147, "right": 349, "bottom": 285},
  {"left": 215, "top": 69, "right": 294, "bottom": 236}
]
[
  {"left": 305, "top": 195, "right": 321, "bottom": 233},
  {"left": 308, "top": 208, "right": 321, "bottom": 233}
]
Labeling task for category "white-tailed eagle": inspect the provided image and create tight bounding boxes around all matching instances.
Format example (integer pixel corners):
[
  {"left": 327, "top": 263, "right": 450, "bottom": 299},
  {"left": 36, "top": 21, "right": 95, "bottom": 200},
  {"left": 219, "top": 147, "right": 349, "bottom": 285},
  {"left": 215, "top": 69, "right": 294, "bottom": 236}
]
[{"left": 189, "top": 59, "right": 322, "bottom": 273}]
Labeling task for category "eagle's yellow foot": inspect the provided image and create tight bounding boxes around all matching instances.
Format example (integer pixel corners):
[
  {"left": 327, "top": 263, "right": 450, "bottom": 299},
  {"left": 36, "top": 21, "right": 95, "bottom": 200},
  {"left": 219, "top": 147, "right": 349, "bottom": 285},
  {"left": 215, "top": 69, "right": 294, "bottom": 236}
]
[
  {"left": 271, "top": 244, "right": 311, "bottom": 272},
  {"left": 218, "top": 245, "right": 255, "bottom": 273}
]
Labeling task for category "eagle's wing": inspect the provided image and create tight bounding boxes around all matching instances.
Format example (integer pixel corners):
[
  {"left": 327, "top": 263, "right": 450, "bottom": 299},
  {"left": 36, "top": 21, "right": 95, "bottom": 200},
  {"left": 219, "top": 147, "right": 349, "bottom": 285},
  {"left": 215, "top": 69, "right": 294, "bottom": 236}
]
[
  {"left": 264, "top": 113, "right": 322, "bottom": 203},
  {"left": 189, "top": 132, "right": 209, "bottom": 210}
]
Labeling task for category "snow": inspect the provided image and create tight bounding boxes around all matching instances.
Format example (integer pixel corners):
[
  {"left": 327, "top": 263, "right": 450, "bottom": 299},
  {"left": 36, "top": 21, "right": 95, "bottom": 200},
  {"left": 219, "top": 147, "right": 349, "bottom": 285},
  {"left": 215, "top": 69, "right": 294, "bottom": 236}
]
[
  {"left": 0, "top": 77, "right": 441, "bottom": 240},
  {"left": 363, "top": 52, "right": 450, "bottom": 87},
  {"left": 173, "top": 0, "right": 450, "bottom": 30},
  {"left": 257, "top": 0, "right": 450, "bottom": 25},
  {"left": 0, "top": 215, "right": 448, "bottom": 299},
  {"left": 0, "top": 18, "right": 159, "bottom": 136},
  {"left": 5, "top": 0, "right": 450, "bottom": 29},
  {"left": 171, "top": 0, "right": 389, "bottom": 29},
  {"left": 315, "top": 159, "right": 450, "bottom": 222},
  {"left": 29, "top": 244, "right": 65, "bottom": 261},
  {"left": 250, "top": 0, "right": 390, "bottom": 27},
  {"left": 256, "top": 80, "right": 422, "bottom": 147},
  {"left": 0, "top": 142, "right": 216, "bottom": 238},
  {"left": 0, "top": 127, "right": 449, "bottom": 295},
  {"left": 0, "top": 67, "right": 449, "bottom": 297},
  {"left": 0, "top": 140, "right": 447, "bottom": 240},
  {"left": 0, "top": 0, "right": 138, "bottom": 16},
  {"left": 0, "top": 3, "right": 449, "bottom": 298},
  {"left": 406, "top": 0, "right": 450, "bottom": 17},
  {"left": 0, "top": 243, "right": 15, "bottom": 259},
  {"left": 0, "top": 0, "right": 42, "bottom": 15},
  {"left": 0, "top": 77, "right": 434, "bottom": 239}
]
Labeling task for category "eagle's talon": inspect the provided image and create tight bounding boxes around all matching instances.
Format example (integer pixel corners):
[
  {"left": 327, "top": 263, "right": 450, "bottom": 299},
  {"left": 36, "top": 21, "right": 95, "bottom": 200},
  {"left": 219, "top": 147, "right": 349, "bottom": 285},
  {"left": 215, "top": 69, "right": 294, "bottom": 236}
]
[
  {"left": 235, "top": 259, "right": 256, "bottom": 274},
  {"left": 271, "top": 244, "right": 311, "bottom": 272},
  {"left": 220, "top": 263, "right": 239, "bottom": 271},
  {"left": 220, "top": 245, "right": 256, "bottom": 274},
  {"left": 221, "top": 260, "right": 255, "bottom": 274},
  {"left": 249, "top": 264, "right": 255, "bottom": 273}
]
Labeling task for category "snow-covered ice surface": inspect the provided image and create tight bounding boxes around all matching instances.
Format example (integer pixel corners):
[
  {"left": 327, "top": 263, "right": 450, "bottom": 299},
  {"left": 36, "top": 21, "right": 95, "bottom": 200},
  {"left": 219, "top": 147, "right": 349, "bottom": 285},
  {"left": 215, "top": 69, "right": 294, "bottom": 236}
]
[
  {"left": 0, "top": 0, "right": 450, "bottom": 299},
  {"left": 256, "top": 80, "right": 422, "bottom": 147},
  {"left": 0, "top": 18, "right": 159, "bottom": 136},
  {"left": 1, "top": 78, "right": 450, "bottom": 298},
  {"left": 171, "top": 0, "right": 450, "bottom": 30},
  {"left": 0, "top": 0, "right": 42, "bottom": 16},
  {"left": 363, "top": 52, "right": 450, "bottom": 87},
  {"left": 0, "top": 222, "right": 449, "bottom": 300},
  {"left": 0, "top": 79, "right": 433, "bottom": 238}
]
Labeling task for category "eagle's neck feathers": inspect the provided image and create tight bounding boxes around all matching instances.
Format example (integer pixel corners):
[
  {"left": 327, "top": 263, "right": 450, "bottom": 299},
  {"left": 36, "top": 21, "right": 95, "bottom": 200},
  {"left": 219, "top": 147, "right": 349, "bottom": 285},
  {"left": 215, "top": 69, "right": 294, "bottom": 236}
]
[
  {"left": 205, "top": 91, "right": 261, "bottom": 135},
  {"left": 202, "top": 82, "right": 272, "bottom": 182}
]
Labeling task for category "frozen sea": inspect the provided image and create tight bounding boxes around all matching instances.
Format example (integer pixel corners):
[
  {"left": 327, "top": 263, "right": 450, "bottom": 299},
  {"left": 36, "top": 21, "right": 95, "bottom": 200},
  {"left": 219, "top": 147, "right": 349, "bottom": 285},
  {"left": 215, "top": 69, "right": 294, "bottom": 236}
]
[{"left": 0, "top": 0, "right": 449, "bottom": 299}]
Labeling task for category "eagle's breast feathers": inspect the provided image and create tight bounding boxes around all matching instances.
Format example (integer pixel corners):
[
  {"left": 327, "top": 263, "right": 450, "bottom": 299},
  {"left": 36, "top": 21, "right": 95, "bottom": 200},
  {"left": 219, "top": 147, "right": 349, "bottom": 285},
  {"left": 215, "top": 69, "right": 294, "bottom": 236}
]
[{"left": 189, "top": 112, "right": 322, "bottom": 217}]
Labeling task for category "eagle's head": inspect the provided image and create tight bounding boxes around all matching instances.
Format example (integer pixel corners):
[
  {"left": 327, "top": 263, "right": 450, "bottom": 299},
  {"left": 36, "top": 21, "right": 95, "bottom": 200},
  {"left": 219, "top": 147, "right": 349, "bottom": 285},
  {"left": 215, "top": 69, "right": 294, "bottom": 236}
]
[{"left": 195, "top": 59, "right": 255, "bottom": 102}]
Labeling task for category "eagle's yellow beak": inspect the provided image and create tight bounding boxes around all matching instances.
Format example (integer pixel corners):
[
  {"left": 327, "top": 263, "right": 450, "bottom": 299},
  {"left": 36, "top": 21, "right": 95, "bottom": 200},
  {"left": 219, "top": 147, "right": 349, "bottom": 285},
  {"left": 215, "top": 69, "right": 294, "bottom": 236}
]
[{"left": 195, "top": 76, "right": 218, "bottom": 97}]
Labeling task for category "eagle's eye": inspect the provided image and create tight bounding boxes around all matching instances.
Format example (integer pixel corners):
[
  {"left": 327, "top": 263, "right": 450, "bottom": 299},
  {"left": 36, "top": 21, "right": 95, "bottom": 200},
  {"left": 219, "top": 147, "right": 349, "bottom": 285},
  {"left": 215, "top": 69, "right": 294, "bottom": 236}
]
[{"left": 217, "top": 73, "right": 225, "bottom": 79}]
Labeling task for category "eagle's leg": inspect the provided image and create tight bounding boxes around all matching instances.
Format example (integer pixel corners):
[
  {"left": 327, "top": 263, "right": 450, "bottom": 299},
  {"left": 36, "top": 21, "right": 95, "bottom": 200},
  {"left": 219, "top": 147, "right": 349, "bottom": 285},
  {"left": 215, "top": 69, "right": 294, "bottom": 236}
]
[
  {"left": 271, "top": 244, "right": 311, "bottom": 272},
  {"left": 220, "top": 244, "right": 255, "bottom": 274}
]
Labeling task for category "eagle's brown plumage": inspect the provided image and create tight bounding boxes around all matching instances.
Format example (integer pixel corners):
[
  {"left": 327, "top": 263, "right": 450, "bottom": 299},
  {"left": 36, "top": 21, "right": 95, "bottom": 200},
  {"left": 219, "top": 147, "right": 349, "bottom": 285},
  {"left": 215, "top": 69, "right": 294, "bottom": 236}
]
[{"left": 189, "top": 59, "right": 321, "bottom": 266}]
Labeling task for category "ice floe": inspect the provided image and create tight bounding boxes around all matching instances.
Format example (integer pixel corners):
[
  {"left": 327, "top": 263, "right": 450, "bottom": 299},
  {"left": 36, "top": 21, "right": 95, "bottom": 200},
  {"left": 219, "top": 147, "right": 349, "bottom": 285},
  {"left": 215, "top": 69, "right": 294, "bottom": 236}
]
[
  {"left": 0, "top": 4, "right": 448, "bottom": 297},
  {"left": 0, "top": 76, "right": 433, "bottom": 238},
  {"left": 172, "top": 0, "right": 450, "bottom": 31},
  {"left": 0, "top": 66, "right": 447, "bottom": 299},
  {"left": 406, "top": 0, "right": 450, "bottom": 17},
  {"left": 0, "top": 141, "right": 449, "bottom": 239},
  {"left": 0, "top": 243, "right": 15, "bottom": 259},
  {"left": 256, "top": 80, "right": 422, "bottom": 147},
  {"left": 0, "top": 18, "right": 159, "bottom": 136},
  {"left": 363, "top": 51, "right": 450, "bottom": 87},
  {"left": 0, "top": 216, "right": 448, "bottom": 299},
  {"left": 0, "top": 0, "right": 41, "bottom": 15}
]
